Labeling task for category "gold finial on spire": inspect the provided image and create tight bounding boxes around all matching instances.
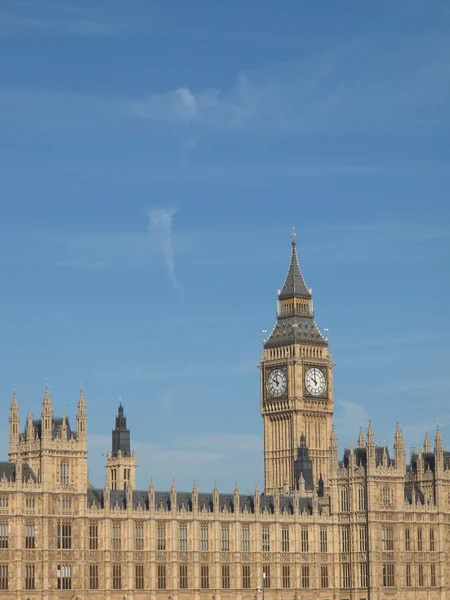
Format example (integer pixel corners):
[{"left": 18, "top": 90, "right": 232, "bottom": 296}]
[{"left": 291, "top": 225, "right": 297, "bottom": 245}]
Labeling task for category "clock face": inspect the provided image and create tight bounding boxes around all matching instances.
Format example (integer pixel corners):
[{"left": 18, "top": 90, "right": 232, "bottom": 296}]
[
  {"left": 267, "top": 368, "right": 287, "bottom": 398},
  {"left": 305, "top": 367, "right": 327, "bottom": 397}
]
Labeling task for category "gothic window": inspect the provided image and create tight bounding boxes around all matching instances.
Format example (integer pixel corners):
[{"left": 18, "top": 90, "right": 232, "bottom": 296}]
[
  {"left": 60, "top": 462, "right": 69, "bottom": 487},
  {"left": 359, "top": 526, "right": 367, "bottom": 552},
  {"left": 417, "top": 527, "right": 423, "bottom": 551},
  {"left": 360, "top": 563, "right": 368, "bottom": 588},
  {"left": 341, "top": 526, "right": 350, "bottom": 553},
  {"left": 0, "top": 565, "right": 7, "bottom": 590},
  {"left": 429, "top": 527, "right": 435, "bottom": 551},
  {"left": 242, "top": 565, "right": 251, "bottom": 589},
  {"left": 179, "top": 525, "right": 187, "bottom": 551},
  {"left": 320, "top": 528, "right": 328, "bottom": 553},
  {"left": 301, "top": 527, "right": 309, "bottom": 552},
  {"left": 157, "top": 565, "right": 166, "bottom": 589},
  {"left": 157, "top": 523, "right": 166, "bottom": 551},
  {"left": 301, "top": 565, "right": 309, "bottom": 588},
  {"left": 383, "top": 563, "right": 395, "bottom": 587},
  {"left": 263, "top": 565, "right": 270, "bottom": 588},
  {"left": 201, "top": 565, "right": 209, "bottom": 589},
  {"left": 222, "top": 526, "right": 230, "bottom": 551},
  {"left": 57, "top": 565, "right": 72, "bottom": 590},
  {"left": 321, "top": 565, "right": 329, "bottom": 588},
  {"left": 112, "top": 522, "right": 121, "bottom": 551},
  {"left": 57, "top": 521, "right": 71, "bottom": 549},
  {"left": 406, "top": 564, "right": 412, "bottom": 587},
  {"left": 90, "top": 521, "right": 99, "bottom": 550},
  {"left": 135, "top": 522, "right": 144, "bottom": 550},
  {"left": 262, "top": 527, "right": 270, "bottom": 552},
  {"left": 89, "top": 565, "right": 98, "bottom": 590},
  {"left": 281, "top": 527, "right": 290, "bottom": 552},
  {"left": 135, "top": 564, "right": 144, "bottom": 589},
  {"left": 418, "top": 563, "right": 424, "bottom": 586},
  {"left": 242, "top": 526, "right": 250, "bottom": 552},
  {"left": 358, "top": 487, "right": 366, "bottom": 511},
  {"left": 381, "top": 526, "right": 393, "bottom": 551},
  {"left": 0, "top": 523, "right": 8, "bottom": 549},
  {"left": 382, "top": 487, "right": 391, "bottom": 506},
  {"left": 200, "top": 526, "right": 209, "bottom": 551},
  {"left": 282, "top": 565, "right": 290, "bottom": 588},
  {"left": 340, "top": 487, "right": 349, "bottom": 512},
  {"left": 112, "top": 565, "right": 121, "bottom": 590},
  {"left": 25, "top": 522, "right": 35, "bottom": 549},
  {"left": 405, "top": 527, "right": 411, "bottom": 551},
  {"left": 25, "top": 564, "right": 35, "bottom": 590},
  {"left": 431, "top": 564, "right": 436, "bottom": 586},
  {"left": 0, "top": 497, "right": 8, "bottom": 509},
  {"left": 341, "top": 564, "right": 351, "bottom": 588},
  {"left": 222, "top": 565, "right": 230, "bottom": 589},
  {"left": 179, "top": 565, "right": 188, "bottom": 589},
  {"left": 111, "top": 469, "right": 117, "bottom": 490}
]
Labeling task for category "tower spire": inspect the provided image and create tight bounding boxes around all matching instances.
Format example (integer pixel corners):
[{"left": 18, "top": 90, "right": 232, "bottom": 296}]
[{"left": 278, "top": 227, "right": 311, "bottom": 301}]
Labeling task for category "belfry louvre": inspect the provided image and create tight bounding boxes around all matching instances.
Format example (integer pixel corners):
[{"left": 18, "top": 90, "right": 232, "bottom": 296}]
[{"left": 2, "top": 232, "right": 449, "bottom": 599}]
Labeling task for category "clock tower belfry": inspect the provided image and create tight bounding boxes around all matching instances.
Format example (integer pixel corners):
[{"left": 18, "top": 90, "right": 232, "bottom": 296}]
[{"left": 261, "top": 229, "right": 333, "bottom": 495}]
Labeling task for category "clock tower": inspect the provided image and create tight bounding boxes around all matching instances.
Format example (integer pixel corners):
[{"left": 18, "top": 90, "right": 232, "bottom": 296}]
[{"left": 261, "top": 229, "right": 334, "bottom": 495}]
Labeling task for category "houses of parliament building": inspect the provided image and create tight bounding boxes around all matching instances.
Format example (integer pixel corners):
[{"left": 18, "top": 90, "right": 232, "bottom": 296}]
[{"left": 2, "top": 231, "right": 449, "bottom": 600}]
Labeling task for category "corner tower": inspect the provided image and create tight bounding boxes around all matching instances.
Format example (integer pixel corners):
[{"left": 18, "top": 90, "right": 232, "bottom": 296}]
[
  {"left": 106, "top": 401, "right": 136, "bottom": 490},
  {"left": 261, "top": 229, "right": 333, "bottom": 494}
]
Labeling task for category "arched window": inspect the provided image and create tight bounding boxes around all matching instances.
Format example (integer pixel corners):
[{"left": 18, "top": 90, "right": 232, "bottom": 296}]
[
  {"left": 340, "top": 487, "right": 349, "bottom": 512},
  {"left": 60, "top": 462, "right": 69, "bottom": 487}
]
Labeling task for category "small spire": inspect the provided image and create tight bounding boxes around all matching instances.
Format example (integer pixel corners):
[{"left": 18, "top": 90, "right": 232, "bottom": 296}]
[
  {"left": 11, "top": 384, "right": 18, "bottom": 409},
  {"left": 234, "top": 479, "right": 239, "bottom": 493},
  {"left": 424, "top": 428, "right": 431, "bottom": 453},
  {"left": 192, "top": 478, "right": 198, "bottom": 492},
  {"left": 357, "top": 425, "right": 365, "bottom": 448}
]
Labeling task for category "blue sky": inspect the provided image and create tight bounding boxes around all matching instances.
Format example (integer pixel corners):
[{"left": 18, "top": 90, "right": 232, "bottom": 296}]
[{"left": 0, "top": 0, "right": 449, "bottom": 492}]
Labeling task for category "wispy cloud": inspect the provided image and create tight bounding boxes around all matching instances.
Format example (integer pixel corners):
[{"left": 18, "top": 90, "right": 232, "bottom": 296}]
[
  {"left": 147, "top": 207, "right": 182, "bottom": 291},
  {"left": 129, "top": 32, "right": 450, "bottom": 135}
]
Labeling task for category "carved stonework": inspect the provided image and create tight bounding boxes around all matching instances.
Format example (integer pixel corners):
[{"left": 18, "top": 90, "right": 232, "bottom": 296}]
[
  {"left": 282, "top": 553, "right": 290, "bottom": 561},
  {"left": 158, "top": 551, "right": 166, "bottom": 561},
  {"left": 201, "top": 552, "right": 209, "bottom": 562}
]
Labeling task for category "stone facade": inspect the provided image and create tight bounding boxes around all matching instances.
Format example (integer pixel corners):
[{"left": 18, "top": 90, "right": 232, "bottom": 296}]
[{"left": 1, "top": 232, "right": 449, "bottom": 599}]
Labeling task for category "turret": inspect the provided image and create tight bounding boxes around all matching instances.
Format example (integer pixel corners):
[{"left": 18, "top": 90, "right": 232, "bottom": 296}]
[
  {"left": 9, "top": 386, "right": 20, "bottom": 455},
  {"left": 435, "top": 425, "right": 443, "bottom": 473},
  {"left": 357, "top": 426, "right": 365, "bottom": 449},
  {"left": 76, "top": 384, "right": 87, "bottom": 443},
  {"left": 366, "top": 420, "right": 375, "bottom": 467},
  {"left": 424, "top": 429, "right": 431, "bottom": 453},
  {"left": 330, "top": 426, "right": 339, "bottom": 472},
  {"left": 106, "top": 401, "right": 136, "bottom": 490},
  {"left": 41, "top": 382, "right": 53, "bottom": 440},
  {"left": 394, "top": 421, "right": 405, "bottom": 470}
]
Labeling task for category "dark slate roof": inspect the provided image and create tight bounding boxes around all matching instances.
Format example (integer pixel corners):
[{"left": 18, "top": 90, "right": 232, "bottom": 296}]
[
  {"left": 278, "top": 241, "right": 311, "bottom": 301},
  {"left": 342, "top": 446, "right": 394, "bottom": 468},
  {"left": 86, "top": 488, "right": 315, "bottom": 514},
  {"left": 0, "top": 462, "right": 37, "bottom": 483},
  {"left": 265, "top": 315, "right": 327, "bottom": 348},
  {"left": 23, "top": 417, "right": 75, "bottom": 442}
]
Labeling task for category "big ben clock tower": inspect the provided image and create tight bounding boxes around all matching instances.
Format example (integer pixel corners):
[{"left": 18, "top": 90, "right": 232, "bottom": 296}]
[{"left": 261, "top": 229, "right": 333, "bottom": 495}]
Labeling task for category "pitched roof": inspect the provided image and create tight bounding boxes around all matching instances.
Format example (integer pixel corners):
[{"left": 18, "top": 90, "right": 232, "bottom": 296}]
[
  {"left": 264, "top": 315, "right": 327, "bottom": 348},
  {"left": 278, "top": 240, "right": 311, "bottom": 301}
]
